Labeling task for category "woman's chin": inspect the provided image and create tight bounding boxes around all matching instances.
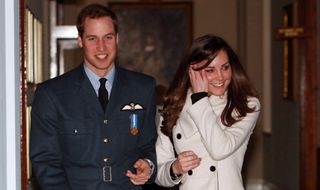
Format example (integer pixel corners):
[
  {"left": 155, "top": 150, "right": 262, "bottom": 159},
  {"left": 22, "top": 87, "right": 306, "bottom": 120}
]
[{"left": 208, "top": 91, "right": 226, "bottom": 97}]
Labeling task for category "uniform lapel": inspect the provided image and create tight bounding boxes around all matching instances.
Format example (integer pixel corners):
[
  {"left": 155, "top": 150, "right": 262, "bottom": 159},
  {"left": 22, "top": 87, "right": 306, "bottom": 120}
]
[
  {"left": 106, "top": 67, "right": 127, "bottom": 117},
  {"left": 75, "top": 65, "right": 104, "bottom": 115}
]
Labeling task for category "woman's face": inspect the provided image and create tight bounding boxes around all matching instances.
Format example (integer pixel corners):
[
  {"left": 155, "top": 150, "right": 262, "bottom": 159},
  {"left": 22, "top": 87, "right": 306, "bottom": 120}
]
[{"left": 204, "top": 50, "right": 232, "bottom": 96}]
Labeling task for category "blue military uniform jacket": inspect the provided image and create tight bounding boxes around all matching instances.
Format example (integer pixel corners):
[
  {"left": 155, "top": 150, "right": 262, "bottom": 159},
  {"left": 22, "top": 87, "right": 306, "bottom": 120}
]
[{"left": 30, "top": 64, "right": 157, "bottom": 190}]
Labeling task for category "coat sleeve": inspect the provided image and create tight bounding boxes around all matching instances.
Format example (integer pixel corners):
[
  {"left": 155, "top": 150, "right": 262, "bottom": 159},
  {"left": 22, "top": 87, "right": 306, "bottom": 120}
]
[
  {"left": 30, "top": 84, "right": 71, "bottom": 190},
  {"left": 155, "top": 116, "right": 181, "bottom": 187},
  {"left": 187, "top": 97, "right": 260, "bottom": 160}
]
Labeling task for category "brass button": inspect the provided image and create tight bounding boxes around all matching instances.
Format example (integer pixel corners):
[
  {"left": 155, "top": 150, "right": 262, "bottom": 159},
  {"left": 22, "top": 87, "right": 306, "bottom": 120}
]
[
  {"left": 74, "top": 129, "right": 78, "bottom": 134},
  {"left": 103, "top": 120, "right": 108, "bottom": 124},
  {"left": 103, "top": 138, "right": 108, "bottom": 143},
  {"left": 103, "top": 158, "right": 109, "bottom": 163}
]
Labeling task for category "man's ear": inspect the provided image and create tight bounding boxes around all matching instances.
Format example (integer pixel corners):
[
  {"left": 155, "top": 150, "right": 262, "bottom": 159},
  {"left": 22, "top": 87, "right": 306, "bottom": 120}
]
[
  {"left": 116, "top": 33, "right": 119, "bottom": 44},
  {"left": 77, "top": 36, "right": 83, "bottom": 48}
]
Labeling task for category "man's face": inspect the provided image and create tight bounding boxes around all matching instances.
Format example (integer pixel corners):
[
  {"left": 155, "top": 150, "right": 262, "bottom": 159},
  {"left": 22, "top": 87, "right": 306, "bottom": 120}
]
[{"left": 78, "top": 16, "right": 118, "bottom": 77}]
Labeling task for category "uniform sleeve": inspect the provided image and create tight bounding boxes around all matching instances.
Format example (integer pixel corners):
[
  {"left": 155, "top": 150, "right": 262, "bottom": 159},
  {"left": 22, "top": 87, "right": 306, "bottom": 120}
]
[
  {"left": 187, "top": 97, "right": 260, "bottom": 160},
  {"left": 155, "top": 116, "right": 182, "bottom": 187},
  {"left": 137, "top": 79, "right": 158, "bottom": 183},
  {"left": 30, "top": 84, "right": 71, "bottom": 189}
]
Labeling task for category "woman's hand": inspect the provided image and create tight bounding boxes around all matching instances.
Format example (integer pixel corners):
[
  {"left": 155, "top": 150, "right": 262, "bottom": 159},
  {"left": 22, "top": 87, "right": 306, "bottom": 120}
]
[
  {"left": 189, "top": 67, "right": 208, "bottom": 93},
  {"left": 172, "top": 151, "right": 201, "bottom": 176}
]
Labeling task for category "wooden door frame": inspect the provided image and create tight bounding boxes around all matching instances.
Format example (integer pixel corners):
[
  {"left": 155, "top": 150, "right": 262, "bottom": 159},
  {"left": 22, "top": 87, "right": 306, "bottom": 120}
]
[
  {"left": 20, "top": 0, "right": 27, "bottom": 189},
  {"left": 299, "top": 0, "right": 317, "bottom": 189}
]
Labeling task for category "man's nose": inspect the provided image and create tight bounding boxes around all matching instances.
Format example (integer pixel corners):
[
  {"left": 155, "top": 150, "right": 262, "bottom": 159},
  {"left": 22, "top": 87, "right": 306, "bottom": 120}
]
[{"left": 97, "top": 39, "right": 106, "bottom": 51}]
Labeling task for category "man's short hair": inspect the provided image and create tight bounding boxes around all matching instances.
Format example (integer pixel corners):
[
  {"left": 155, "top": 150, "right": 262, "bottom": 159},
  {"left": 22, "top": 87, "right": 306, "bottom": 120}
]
[{"left": 76, "top": 4, "right": 118, "bottom": 37}]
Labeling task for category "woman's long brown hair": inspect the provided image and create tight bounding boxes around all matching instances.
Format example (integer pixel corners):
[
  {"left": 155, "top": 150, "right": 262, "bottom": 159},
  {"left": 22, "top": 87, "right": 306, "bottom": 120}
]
[{"left": 160, "top": 34, "right": 258, "bottom": 136}]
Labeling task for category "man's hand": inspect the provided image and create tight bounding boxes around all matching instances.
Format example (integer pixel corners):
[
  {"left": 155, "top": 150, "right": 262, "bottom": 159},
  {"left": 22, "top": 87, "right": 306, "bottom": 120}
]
[{"left": 126, "top": 159, "right": 151, "bottom": 185}]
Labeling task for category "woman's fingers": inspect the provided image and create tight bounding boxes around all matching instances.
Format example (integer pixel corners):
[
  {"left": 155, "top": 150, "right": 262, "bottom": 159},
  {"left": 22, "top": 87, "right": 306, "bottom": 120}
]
[
  {"left": 177, "top": 151, "right": 201, "bottom": 172},
  {"left": 189, "top": 67, "right": 208, "bottom": 93}
]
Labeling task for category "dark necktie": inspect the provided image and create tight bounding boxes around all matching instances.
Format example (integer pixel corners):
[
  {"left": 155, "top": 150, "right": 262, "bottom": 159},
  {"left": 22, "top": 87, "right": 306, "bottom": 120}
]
[{"left": 99, "top": 78, "right": 108, "bottom": 112}]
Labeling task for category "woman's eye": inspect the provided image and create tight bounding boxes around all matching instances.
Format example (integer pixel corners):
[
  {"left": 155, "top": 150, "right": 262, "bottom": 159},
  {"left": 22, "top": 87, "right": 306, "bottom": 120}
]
[
  {"left": 222, "top": 64, "right": 230, "bottom": 71},
  {"left": 205, "top": 69, "right": 214, "bottom": 73}
]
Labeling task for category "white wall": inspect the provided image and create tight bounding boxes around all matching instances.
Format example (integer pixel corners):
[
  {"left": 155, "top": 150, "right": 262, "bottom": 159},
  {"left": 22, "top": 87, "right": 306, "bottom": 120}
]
[
  {"left": 0, "top": 0, "right": 5, "bottom": 187},
  {"left": 0, "top": 0, "right": 21, "bottom": 189}
]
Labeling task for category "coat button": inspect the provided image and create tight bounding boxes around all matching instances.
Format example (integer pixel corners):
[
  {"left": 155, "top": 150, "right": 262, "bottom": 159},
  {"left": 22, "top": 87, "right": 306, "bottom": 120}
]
[
  {"left": 187, "top": 170, "right": 193, "bottom": 175},
  {"left": 210, "top": 165, "right": 216, "bottom": 172},
  {"left": 103, "top": 120, "right": 108, "bottom": 124},
  {"left": 176, "top": 133, "right": 182, "bottom": 139},
  {"left": 103, "top": 138, "right": 108, "bottom": 143},
  {"left": 103, "top": 157, "right": 109, "bottom": 163}
]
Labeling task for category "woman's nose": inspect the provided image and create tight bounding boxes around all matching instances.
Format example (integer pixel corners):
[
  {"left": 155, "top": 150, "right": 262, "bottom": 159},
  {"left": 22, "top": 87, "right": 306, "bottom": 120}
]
[{"left": 216, "top": 70, "right": 224, "bottom": 80}]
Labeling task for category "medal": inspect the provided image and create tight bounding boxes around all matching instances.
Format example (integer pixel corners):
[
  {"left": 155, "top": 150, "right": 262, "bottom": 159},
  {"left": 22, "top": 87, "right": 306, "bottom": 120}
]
[
  {"left": 121, "top": 102, "right": 144, "bottom": 136},
  {"left": 130, "top": 113, "right": 138, "bottom": 136}
]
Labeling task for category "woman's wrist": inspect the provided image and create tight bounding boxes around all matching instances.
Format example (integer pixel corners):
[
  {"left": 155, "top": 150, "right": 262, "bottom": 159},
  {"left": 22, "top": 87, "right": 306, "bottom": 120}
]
[
  {"left": 169, "top": 163, "right": 182, "bottom": 180},
  {"left": 191, "top": 91, "right": 208, "bottom": 104}
]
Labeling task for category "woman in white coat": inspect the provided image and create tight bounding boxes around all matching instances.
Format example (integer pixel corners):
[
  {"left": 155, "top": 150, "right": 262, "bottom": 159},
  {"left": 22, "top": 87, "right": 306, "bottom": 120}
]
[{"left": 155, "top": 34, "right": 260, "bottom": 190}]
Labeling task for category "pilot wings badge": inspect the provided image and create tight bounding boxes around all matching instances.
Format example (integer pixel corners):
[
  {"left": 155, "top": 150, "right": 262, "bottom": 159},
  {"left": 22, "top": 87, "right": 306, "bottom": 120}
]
[{"left": 121, "top": 103, "right": 144, "bottom": 136}]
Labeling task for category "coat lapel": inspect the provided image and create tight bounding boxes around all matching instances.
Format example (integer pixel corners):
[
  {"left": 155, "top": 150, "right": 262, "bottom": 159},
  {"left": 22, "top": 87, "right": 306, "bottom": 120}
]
[{"left": 179, "top": 91, "right": 198, "bottom": 138}]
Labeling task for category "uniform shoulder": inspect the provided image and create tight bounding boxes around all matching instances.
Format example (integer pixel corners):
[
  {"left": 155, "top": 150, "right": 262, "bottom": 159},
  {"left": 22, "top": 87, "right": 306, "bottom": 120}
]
[
  {"left": 37, "top": 66, "right": 82, "bottom": 89},
  {"left": 117, "top": 66, "right": 155, "bottom": 84}
]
